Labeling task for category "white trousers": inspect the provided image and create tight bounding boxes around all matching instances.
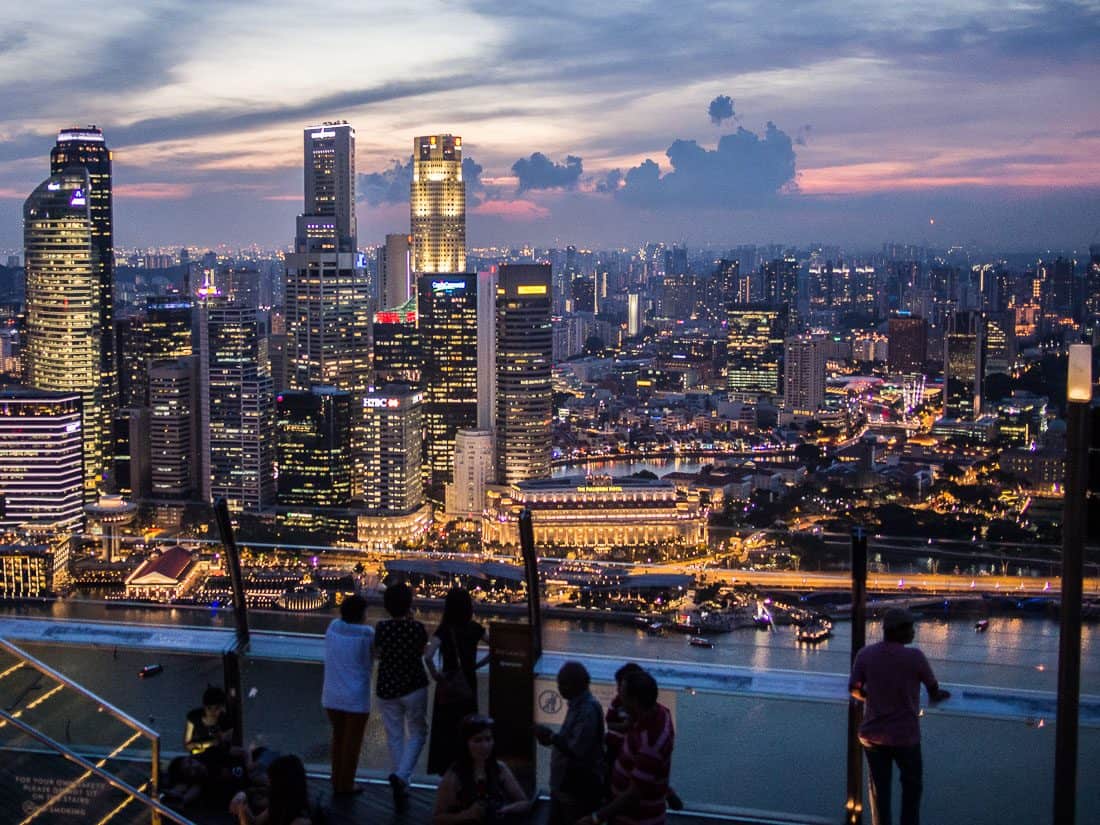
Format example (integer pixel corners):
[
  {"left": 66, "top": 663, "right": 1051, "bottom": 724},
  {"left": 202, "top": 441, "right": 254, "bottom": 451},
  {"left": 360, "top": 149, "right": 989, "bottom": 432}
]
[{"left": 377, "top": 686, "right": 429, "bottom": 783}]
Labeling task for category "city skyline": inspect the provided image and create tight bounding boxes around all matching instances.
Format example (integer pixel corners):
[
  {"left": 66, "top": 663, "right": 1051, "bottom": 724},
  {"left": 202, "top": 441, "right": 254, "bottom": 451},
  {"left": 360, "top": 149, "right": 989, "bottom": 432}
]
[{"left": 0, "top": 1, "right": 1097, "bottom": 250}]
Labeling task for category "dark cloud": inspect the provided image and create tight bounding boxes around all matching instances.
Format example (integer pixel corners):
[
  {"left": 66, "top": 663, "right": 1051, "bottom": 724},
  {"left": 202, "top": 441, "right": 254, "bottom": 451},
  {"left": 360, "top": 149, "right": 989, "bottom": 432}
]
[
  {"left": 596, "top": 169, "right": 623, "bottom": 193},
  {"left": 612, "top": 122, "right": 797, "bottom": 209},
  {"left": 463, "top": 156, "right": 486, "bottom": 205},
  {"left": 708, "top": 95, "right": 735, "bottom": 125},
  {"left": 511, "top": 152, "right": 583, "bottom": 191},
  {"left": 795, "top": 124, "right": 813, "bottom": 146},
  {"left": 359, "top": 157, "right": 413, "bottom": 206},
  {"left": 1074, "top": 129, "right": 1100, "bottom": 139}
]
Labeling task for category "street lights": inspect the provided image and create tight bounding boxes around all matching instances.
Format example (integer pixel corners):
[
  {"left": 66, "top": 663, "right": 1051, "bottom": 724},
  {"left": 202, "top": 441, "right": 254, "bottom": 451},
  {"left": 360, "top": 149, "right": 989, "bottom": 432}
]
[{"left": 1053, "top": 343, "right": 1093, "bottom": 824}]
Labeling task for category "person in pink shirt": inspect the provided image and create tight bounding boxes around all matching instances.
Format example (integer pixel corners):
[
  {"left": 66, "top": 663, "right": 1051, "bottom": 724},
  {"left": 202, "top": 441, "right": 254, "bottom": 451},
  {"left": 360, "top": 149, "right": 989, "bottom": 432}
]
[{"left": 849, "top": 607, "right": 951, "bottom": 825}]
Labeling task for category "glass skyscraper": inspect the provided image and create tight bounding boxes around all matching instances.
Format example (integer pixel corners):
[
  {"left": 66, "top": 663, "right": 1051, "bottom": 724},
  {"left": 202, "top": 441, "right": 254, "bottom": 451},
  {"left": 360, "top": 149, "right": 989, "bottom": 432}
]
[
  {"left": 411, "top": 134, "right": 465, "bottom": 274},
  {"left": 726, "top": 304, "right": 785, "bottom": 400}
]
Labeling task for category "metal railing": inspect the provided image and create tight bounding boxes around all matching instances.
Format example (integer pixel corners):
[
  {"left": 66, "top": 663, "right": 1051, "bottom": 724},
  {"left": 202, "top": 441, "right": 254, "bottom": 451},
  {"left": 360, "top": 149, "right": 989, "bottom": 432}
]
[{"left": 0, "top": 709, "right": 194, "bottom": 824}]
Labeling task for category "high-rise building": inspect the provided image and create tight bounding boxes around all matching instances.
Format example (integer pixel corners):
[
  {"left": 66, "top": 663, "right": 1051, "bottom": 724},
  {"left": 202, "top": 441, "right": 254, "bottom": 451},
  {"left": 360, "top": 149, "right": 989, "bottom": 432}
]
[
  {"left": 627, "top": 293, "right": 642, "bottom": 337},
  {"left": 379, "top": 234, "right": 414, "bottom": 309},
  {"left": 24, "top": 168, "right": 109, "bottom": 497},
  {"left": 495, "top": 264, "right": 553, "bottom": 484},
  {"left": 148, "top": 357, "right": 201, "bottom": 500},
  {"left": 887, "top": 314, "right": 927, "bottom": 375},
  {"left": 726, "top": 304, "right": 785, "bottom": 400},
  {"left": 218, "top": 267, "right": 261, "bottom": 310},
  {"left": 199, "top": 299, "right": 275, "bottom": 512},
  {"left": 276, "top": 387, "right": 352, "bottom": 508},
  {"left": 362, "top": 386, "right": 424, "bottom": 515},
  {"left": 50, "top": 126, "right": 116, "bottom": 452},
  {"left": 783, "top": 336, "right": 826, "bottom": 412},
  {"left": 303, "top": 122, "right": 356, "bottom": 241},
  {"left": 411, "top": 135, "right": 465, "bottom": 273},
  {"left": 418, "top": 273, "right": 478, "bottom": 501},
  {"left": 0, "top": 389, "right": 84, "bottom": 531},
  {"left": 982, "top": 312, "right": 1015, "bottom": 377},
  {"left": 372, "top": 300, "right": 421, "bottom": 385},
  {"left": 285, "top": 123, "right": 371, "bottom": 495},
  {"left": 1084, "top": 245, "right": 1100, "bottom": 322},
  {"left": 943, "top": 310, "right": 984, "bottom": 421},
  {"left": 445, "top": 429, "right": 495, "bottom": 520},
  {"left": 477, "top": 270, "right": 498, "bottom": 431}
]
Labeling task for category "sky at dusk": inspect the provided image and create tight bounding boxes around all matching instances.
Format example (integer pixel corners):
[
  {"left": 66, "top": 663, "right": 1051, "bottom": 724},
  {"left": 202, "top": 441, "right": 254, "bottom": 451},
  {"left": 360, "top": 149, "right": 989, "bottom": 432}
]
[{"left": 0, "top": 0, "right": 1098, "bottom": 252}]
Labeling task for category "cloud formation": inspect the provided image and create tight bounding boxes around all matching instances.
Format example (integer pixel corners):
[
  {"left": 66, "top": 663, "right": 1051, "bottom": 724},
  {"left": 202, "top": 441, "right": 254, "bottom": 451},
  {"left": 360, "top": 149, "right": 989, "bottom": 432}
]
[
  {"left": 708, "top": 95, "right": 735, "bottom": 125},
  {"left": 359, "top": 158, "right": 413, "bottom": 206},
  {"left": 612, "top": 122, "right": 797, "bottom": 209},
  {"left": 511, "top": 152, "right": 583, "bottom": 191}
]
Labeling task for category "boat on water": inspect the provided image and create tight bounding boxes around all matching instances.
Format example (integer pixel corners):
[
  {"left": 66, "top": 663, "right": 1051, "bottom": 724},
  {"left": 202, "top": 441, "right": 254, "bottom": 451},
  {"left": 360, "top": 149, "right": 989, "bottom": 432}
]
[
  {"left": 796, "top": 621, "right": 832, "bottom": 644},
  {"left": 689, "top": 636, "right": 714, "bottom": 648},
  {"left": 635, "top": 617, "right": 666, "bottom": 635},
  {"left": 975, "top": 619, "right": 990, "bottom": 632}
]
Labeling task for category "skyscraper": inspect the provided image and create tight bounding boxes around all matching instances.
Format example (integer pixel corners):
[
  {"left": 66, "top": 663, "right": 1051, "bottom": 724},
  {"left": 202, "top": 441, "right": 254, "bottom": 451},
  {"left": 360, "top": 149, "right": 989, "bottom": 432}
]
[
  {"left": 148, "top": 357, "right": 201, "bottom": 500},
  {"left": 276, "top": 387, "right": 352, "bottom": 508},
  {"left": 726, "top": 304, "right": 785, "bottom": 400},
  {"left": 495, "top": 264, "right": 553, "bottom": 484},
  {"left": 285, "top": 123, "right": 371, "bottom": 495},
  {"left": 445, "top": 429, "right": 495, "bottom": 520},
  {"left": 49, "top": 126, "right": 116, "bottom": 447},
  {"left": 418, "top": 273, "right": 478, "bottom": 501},
  {"left": 411, "top": 135, "right": 465, "bottom": 273},
  {"left": 372, "top": 300, "right": 421, "bottom": 385},
  {"left": 0, "top": 389, "right": 84, "bottom": 531},
  {"left": 887, "top": 314, "right": 927, "bottom": 375},
  {"left": 783, "top": 336, "right": 826, "bottom": 413},
  {"left": 943, "top": 310, "right": 984, "bottom": 421},
  {"left": 379, "top": 233, "right": 414, "bottom": 309},
  {"left": 24, "top": 168, "right": 109, "bottom": 497},
  {"left": 362, "top": 386, "right": 424, "bottom": 515},
  {"left": 200, "top": 299, "right": 275, "bottom": 512}
]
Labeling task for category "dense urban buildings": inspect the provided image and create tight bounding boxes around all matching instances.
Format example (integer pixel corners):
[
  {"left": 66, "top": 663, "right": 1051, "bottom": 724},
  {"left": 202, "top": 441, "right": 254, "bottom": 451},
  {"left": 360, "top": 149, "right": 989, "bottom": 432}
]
[
  {"left": 411, "top": 134, "right": 465, "bottom": 273},
  {"left": 0, "top": 389, "right": 84, "bottom": 531},
  {"left": 23, "top": 168, "right": 109, "bottom": 497},
  {"left": 726, "top": 304, "right": 785, "bottom": 400}
]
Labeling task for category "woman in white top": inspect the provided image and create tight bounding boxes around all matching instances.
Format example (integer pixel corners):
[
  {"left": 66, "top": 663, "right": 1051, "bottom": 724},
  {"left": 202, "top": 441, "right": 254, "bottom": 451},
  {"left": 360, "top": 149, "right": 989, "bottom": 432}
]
[{"left": 322, "top": 593, "right": 374, "bottom": 795}]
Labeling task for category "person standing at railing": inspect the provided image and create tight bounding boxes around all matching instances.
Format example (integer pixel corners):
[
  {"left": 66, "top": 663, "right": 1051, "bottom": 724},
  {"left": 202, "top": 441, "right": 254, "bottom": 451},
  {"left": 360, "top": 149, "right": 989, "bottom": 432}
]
[
  {"left": 849, "top": 607, "right": 951, "bottom": 825},
  {"left": 425, "top": 586, "right": 489, "bottom": 775},
  {"left": 375, "top": 581, "right": 431, "bottom": 811},
  {"left": 578, "top": 669, "right": 674, "bottom": 825},
  {"left": 321, "top": 593, "right": 374, "bottom": 796}
]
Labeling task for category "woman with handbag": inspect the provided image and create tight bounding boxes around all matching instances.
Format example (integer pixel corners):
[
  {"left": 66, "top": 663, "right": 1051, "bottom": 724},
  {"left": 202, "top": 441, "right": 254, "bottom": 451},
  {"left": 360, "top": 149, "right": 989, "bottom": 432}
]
[{"left": 425, "top": 587, "right": 488, "bottom": 775}]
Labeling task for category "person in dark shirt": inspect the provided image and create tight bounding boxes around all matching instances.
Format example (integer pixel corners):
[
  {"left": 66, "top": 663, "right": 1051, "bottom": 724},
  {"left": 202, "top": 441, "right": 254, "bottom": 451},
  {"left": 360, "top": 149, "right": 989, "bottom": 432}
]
[
  {"left": 850, "top": 607, "right": 951, "bottom": 825},
  {"left": 425, "top": 587, "right": 488, "bottom": 775},
  {"left": 184, "top": 685, "right": 233, "bottom": 755},
  {"left": 375, "top": 582, "right": 430, "bottom": 810}
]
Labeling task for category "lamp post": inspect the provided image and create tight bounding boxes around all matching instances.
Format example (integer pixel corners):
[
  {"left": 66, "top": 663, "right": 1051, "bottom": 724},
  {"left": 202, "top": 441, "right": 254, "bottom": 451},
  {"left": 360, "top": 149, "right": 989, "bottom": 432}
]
[{"left": 1053, "top": 344, "right": 1093, "bottom": 824}]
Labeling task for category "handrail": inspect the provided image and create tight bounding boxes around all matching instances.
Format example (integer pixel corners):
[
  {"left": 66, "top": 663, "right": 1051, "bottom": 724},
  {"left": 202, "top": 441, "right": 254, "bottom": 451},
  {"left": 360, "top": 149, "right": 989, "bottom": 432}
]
[
  {"left": 0, "top": 636, "right": 159, "bottom": 740},
  {"left": 0, "top": 709, "right": 195, "bottom": 825}
]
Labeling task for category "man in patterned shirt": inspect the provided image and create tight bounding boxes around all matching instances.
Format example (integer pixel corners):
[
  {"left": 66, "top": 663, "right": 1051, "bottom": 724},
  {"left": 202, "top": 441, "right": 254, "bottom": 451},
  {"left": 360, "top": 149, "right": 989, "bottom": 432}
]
[
  {"left": 375, "top": 582, "right": 430, "bottom": 811},
  {"left": 578, "top": 669, "right": 674, "bottom": 825}
]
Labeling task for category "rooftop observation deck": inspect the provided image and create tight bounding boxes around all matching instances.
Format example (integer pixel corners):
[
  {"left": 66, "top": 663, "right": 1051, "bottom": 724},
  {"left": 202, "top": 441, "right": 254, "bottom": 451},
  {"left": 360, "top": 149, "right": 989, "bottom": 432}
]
[{"left": 0, "top": 612, "right": 1096, "bottom": 824}]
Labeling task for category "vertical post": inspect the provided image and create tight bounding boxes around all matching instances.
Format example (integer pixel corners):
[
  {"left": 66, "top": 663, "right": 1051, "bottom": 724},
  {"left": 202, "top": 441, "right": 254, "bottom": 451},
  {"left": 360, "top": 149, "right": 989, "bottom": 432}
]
[
  {"left": 1053, "top": 344, "right": 1092, "bottom": 824},
  {"left": 150, "top": 734, "right": 161, "bottom": 825},
  {"left": 518, "top": 508, "right": 542, "bottom": 661},
  {"left": 214, "top": 497, "right": 250, "bottom": 648},
  {"left": 845, "top": 527, "right": 868, "bottom": 824},
  {"left": 222, "top": 649, "right": 245, "bottom": 749}
]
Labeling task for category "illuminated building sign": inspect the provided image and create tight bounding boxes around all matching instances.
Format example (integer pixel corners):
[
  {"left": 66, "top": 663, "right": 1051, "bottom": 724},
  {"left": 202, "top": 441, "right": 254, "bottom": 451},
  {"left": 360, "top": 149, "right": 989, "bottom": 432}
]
[
  {"left": 576, "top": 486, "right": 623, "bottom": 493},
  {"left": 69, "top": 190, "right": 86, "bottom": 207},
  {"left": 355, "top": 252, "right": 367, "bottom": 269},
  {"left": 516, "top": 285, "right": 548, "bottom": 296},
  {"left": 432, "top": 280, "right": 466, "bottom": 292}
]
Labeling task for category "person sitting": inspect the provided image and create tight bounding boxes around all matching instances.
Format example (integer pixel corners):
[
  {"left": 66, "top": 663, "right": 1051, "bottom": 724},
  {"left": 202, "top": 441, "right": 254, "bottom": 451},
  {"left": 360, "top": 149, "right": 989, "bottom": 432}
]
[
  {"left": 229, "top": 754, "right": 313, "bottom": 825},
  {"left": 184, "top": 685, "right": 233, "bottom": 755},
  {"left": 432, "top": 714, "right": 534, "bottom": 824},
  {"left": 162, "top": 755, "right": 207, "bottom": 809}
]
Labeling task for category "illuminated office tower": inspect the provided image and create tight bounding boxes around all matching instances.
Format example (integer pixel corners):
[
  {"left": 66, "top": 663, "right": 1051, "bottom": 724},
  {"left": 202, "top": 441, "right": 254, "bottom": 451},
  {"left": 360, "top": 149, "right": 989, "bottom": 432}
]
[
  {"left": 1084, "top": 245, "right": 1100, "bottom": 323},
  {"left": 373, "top": 299, "right": 421, "bottom": 385},
  {"left": 982, "top": 312, "right": 1015, "bottom": 377},
  {"left": 418, "top": 273, "right": 478, "bottom": 501},
  {"left": 199, "top": 299, "right": 275, "bottom": 512},
  {"left": 50, "top": 126, "right": 116, "bottom": 440},
  {"left": 943, "top": 310, "right": 984, "bottom": 421},
  {"left": 379, "top": 234, "right": 414, "bottom": 309},
  {"left": 362, "top": 386, "right": 424, "bottom": 514},
  {"left": 0, "top": 389, "right": 84, "bottom": 531},
  {"left": 285, "top": 123, "right": 370, "bottom": 495},
  {"left": 411, "top": 135, "right": 465, "bottom": 273},
  {"left": 627, "top": 293, "right": 641, "bottom": 337},
  {"left": 276, "top": 387, "right": 352, "bottom": 508},
  {"left": 495, "top": 264, "right": 553, "bottom": 484},
  {"left": 148, "top": 357, "right": 201, "bottom": 500},
  {"left": 783, "top": 335, "right": 826, "bottom": 413},
  {"left": 726, "top": 304, "right": 785, "bottom": 400},
  {"left": 887, "top": 314, "right": 927, "bottom": 375},
  {"left": 24, "top": 168, "right": 108, "bottom": 497},
  {"left": 477, "top": 269, "right": 498, "bottom": 431},
  {"left": 218, "top": 266, "right": 261, "bottom": 310}
]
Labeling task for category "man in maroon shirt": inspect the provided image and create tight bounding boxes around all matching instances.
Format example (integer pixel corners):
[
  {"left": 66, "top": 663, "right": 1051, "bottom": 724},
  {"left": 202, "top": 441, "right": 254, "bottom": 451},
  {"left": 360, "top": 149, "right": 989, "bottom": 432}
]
[{"left": 850, "top": 607, "right": 951, "bottom": 825}]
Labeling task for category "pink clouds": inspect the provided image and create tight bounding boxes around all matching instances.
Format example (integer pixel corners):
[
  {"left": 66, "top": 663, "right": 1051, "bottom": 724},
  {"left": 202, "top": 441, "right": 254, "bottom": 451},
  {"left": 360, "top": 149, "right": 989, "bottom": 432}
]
[
  {"left": 115, "top": 182, "right": 194, "bottom": 199},
  {"left": 472, "top": 198, "right": 550, "bottom": 221}
]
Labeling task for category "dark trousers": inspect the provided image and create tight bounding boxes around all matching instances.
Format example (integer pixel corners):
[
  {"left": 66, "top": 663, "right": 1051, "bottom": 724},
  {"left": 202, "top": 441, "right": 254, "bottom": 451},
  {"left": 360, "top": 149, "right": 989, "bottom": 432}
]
[
  {"left": 864, "top": 743, "right": 922, "bottom": 825},
  {"left": 326, "top": 708, "right": 369, "bottom": 793}
]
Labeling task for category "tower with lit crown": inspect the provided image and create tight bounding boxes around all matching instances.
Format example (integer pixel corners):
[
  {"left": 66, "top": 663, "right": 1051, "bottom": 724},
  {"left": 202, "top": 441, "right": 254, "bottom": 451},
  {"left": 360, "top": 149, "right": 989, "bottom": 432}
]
[{"left": 411, "top": 135, "right": 465, "bottom": 273}]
